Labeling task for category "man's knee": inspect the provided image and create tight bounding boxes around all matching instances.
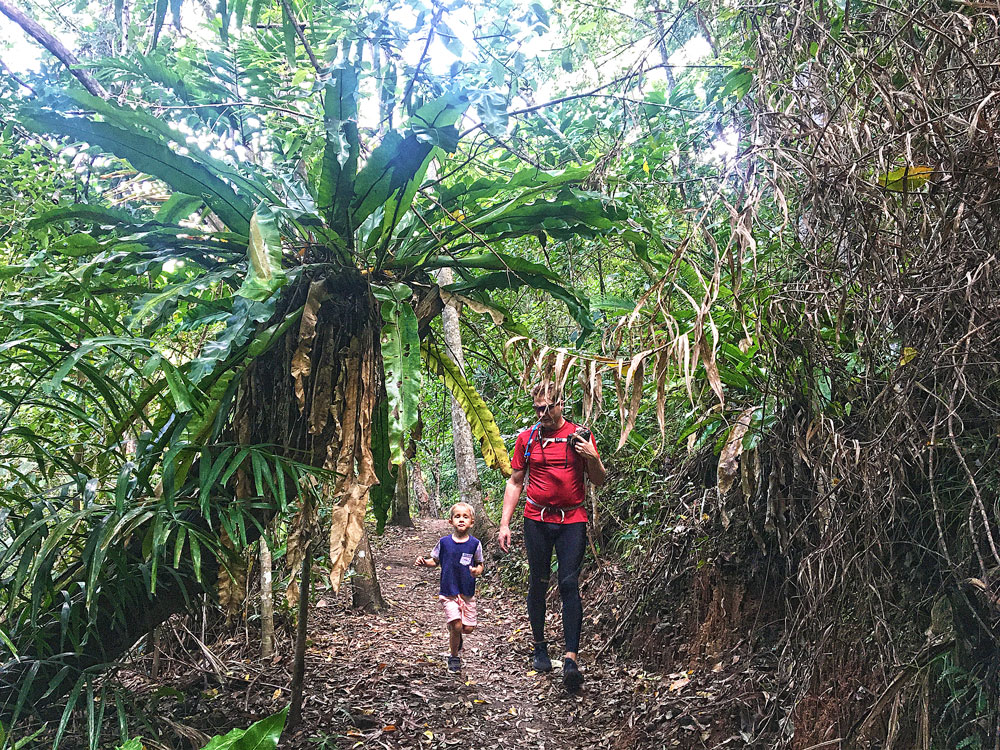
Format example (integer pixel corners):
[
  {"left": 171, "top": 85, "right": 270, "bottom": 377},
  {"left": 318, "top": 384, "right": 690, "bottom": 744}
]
[
  {"left": 528, "top": 570, "right": 551, "bottom": 592},
  {"left": 557, "top": 572, "right": 580, "bottom": 598}
]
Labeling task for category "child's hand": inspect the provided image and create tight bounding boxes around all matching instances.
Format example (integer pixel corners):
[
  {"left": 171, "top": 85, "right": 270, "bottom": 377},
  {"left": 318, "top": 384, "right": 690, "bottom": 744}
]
[
  {"left": 414, "top": 555, "right": 427, "bottom": 567},
  {"left": 470, "top": 563, "right": 484, "bottom": 578}
]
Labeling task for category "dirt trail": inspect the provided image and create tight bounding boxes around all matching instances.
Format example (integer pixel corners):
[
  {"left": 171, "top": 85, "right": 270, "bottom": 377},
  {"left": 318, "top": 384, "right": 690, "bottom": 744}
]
[{"left": 280, "top": 519, "right": 631, "bottom": 749}]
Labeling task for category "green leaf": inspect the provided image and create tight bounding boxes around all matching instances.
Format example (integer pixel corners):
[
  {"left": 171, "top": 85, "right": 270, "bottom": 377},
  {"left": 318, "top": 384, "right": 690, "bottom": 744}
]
[
  {"left": 281, "top": 2, "right": 297, "bottom": 66},
  {"left": 20, "top": 111, "right": 252, "bottom": 235},
  {"left": 561, "top": 46, "right": 573, "bottom": 72},
  {"left": 351, "top": 94, "right": 467, "bottom": 234},
  {"left": 374, "top": 284, "right": 421, "bottom": 465},
  {"left": 317, "top": 67, "right": 360, "bottom": 241},
  {"left": 29, "top": 204, "right": 137, "bottom": 230},
  {"left": 469, "top": 90, "right": 508, "bottom": 136},
  {"left": 421, "top": 339, "right": 511, "bottom": 476},
  {"left": 157, "top": 193, "right": 203, "bottom": 223},
  {"left": 162, "top": 362, "right": 198, "bottom": 413},
  {"left": 238, "top": 204, "right": 287, "bottom": 301},
  {"left": 200, "top": 706, "right": 287, "bottom": 749},
  {"left": 876, "top": 165, "right": 933, "bottom": 191},
  {"left": 370, "top": 399, "right": 393, "bottom": 532},
  {"left": 152, "top": 0, "right": 169, "bottom": 48},
  {"left": 445, "top": 269, "right": 594, "bottom": 335},
  {"left": 712, "top": 67, "right": 754, "bottom": 103},
  {"left": 530, "top": 2, "right": 550, "bottom": 28},
  {"left": 437, "top": 20, "right": 463, "bottom": 57}
]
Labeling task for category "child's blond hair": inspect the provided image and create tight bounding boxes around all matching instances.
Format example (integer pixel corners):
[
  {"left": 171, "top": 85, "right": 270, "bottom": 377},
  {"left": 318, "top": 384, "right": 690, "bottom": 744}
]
[{"left": 448, "top": 501, "right": 476, "bottom": 520}]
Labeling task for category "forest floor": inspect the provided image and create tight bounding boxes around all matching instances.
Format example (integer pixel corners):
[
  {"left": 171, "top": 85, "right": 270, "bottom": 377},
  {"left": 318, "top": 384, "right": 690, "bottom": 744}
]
[
  {"left": 133, "top": 519, "right": 753, "bottom": 750},
  {"left": 279, "top": 518, "right": 640, "bottom": 749}
]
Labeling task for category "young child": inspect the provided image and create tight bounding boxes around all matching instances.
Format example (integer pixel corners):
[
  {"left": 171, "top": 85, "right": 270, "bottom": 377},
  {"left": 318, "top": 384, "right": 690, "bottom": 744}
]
[{"left": 415, "top": 502, "right": 485, "bottom": 673}]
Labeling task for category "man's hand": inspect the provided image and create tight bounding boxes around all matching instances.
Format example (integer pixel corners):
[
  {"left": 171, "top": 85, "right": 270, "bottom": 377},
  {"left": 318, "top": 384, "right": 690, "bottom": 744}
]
[
  {"left": 498, "top": 524, "right": 511, "bottom": 552},
  {"left": 572, "top": 435, "right": 598, "bottom": 459},
  {"left": 572, "top": 434, "right": 607, "bottom": 485}
]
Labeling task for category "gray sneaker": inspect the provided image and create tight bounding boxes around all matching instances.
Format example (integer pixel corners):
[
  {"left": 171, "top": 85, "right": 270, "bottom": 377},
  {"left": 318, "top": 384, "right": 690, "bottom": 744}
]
[{"left": 447, "top": 656, "right": 462, "bottom": 673}]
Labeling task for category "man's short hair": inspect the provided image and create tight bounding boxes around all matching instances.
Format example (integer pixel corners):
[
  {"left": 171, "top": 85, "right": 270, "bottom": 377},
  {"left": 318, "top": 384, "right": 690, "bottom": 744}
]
[{"left": 530, "top": 382, "right": 563, "bottom": 403}]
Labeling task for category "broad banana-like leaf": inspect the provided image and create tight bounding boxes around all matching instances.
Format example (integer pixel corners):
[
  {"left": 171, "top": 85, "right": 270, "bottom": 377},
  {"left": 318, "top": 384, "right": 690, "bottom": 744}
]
[
  {"left": 20, "top": 111, "right": 252, "bottom": 235},
  {"left": 62, "top": 90, "right": 278, "bottom": 204},
  {"left": 445, "top": 269, "right": 594, "bottom": 336},
  {"left": 157, "top": 193, "right": 203, "bottom": 223},
  {"left": 352, "top": 94, "right": 468, "bottom": 247},
  {"left": 317, "top": 66, "right": 360, "bottom": 243},
  {"left": 370, "top": 398, "right": 394, "bottom": 532},
  {"left": 28, "top": 205, "right": 138, "bottom": 230},
  {"left": 410, "top": 250, "right": 557, "bottom": 277},
  {"left": 397, "top": 190, "right": 616, "bottom": 265},
  {"left": 435, "top": 166, "right": 592, "bottom": 205},
  {"left": 420, "top": 339, "right": 512, "bottom": 477},
  {"left": 374, "top": 283, "right": 422, "bottom": 465},
  {"left": 238, "top": 204, "right": 286, "bottom": 301}
]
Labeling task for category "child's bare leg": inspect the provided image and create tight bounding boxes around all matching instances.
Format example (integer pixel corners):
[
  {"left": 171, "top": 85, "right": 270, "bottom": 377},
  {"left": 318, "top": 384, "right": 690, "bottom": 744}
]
[
  {"left": 448, "top": 620, "right": 463, "bottom": 656},
  {"left": 462, "top": 625, "right": 475, "bottom": 634}
]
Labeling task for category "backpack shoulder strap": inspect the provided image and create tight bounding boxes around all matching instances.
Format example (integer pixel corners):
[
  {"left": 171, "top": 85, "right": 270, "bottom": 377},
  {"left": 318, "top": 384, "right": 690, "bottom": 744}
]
[{"left": 522, "top": 422, "right": 541, "bottom": 485}]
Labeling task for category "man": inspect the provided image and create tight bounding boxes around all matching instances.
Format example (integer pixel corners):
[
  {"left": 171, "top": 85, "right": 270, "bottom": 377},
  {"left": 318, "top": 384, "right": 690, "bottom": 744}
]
[{"left": 498, "top": 383, "right": 607, "bottom": 692}]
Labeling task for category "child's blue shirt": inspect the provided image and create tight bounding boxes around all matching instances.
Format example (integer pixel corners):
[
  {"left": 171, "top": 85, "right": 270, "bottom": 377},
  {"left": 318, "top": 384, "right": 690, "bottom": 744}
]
[{"left": 431, "top": 534, "right": 484, "bottom": 598}]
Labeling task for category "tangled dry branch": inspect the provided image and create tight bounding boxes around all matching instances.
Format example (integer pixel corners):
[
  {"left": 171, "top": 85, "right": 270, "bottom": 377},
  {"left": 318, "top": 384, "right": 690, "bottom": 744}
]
[{"left": 732, "top": 0, "right": 1000, "bottom": 743}]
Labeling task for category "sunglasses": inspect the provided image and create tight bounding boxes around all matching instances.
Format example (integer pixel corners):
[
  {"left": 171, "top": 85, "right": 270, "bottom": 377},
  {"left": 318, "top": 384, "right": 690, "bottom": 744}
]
[{"left": 533, "top": 401, "right": 562, "bottom": 414}]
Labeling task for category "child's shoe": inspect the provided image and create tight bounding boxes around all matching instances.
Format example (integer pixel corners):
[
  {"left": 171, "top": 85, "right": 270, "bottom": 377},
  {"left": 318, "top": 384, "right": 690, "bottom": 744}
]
[
  {"left": 531, "top": 642, "right": 552, "bottom": 673},
  {"left": 562, "top": 657, "right": 583, "bottom": 692},
  {"left": 447, "top": 656, "right": 462, "bottom": 673}
]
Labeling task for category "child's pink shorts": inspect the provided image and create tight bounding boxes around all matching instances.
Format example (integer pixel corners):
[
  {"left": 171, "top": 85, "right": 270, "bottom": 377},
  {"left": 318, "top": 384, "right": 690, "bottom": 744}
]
[{"left": 439, "top": 595, "right": 477, "bottom": 627}]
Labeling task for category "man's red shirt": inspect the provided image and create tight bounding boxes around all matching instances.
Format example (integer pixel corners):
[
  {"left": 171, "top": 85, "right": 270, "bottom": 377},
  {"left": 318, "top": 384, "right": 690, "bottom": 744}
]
[{"left": 511, "top": 420, "right": 598, "bottom": 524}]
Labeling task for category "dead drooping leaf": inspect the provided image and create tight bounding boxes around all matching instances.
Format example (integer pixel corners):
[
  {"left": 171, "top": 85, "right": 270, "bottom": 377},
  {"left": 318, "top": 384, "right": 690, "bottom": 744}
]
[
  {"left": 285, "top": 494, "right": 320, "bottom": 607},
  {"left": 654, "top": 348, "right": 670, "bottom": 447},
  {"left": 717, "top": 407, "right": 756, "bottom": 496},
  {"left": 217, "top": 530, "right": 247, "bottom": 619},
  {"left": 290, "top": 280, "right": 331, "bottom": 412},
  {"left": 617, "top": 350, "right": 651, "bottom": 449},
  {"left": 327, "top": 326, "right": 379, "bottom": 591}
]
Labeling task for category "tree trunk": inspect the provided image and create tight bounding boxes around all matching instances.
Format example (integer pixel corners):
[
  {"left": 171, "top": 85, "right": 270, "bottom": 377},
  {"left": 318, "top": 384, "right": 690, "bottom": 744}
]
[
  {"left": 259, "top": 538, "right": 274, "bottom": 660},
  {"left": 288, "top": 544, "right": 311, "bottom": 729},
  {"left": 389, "top": 461, "right": 414, "bottom": 527},
  {"left": 350, "top": 526, "right": 388, "bottom": 613},
  {"left": 430, "top": 460, "right": 443, "bottom": 516},
  {"left": 411, "top": 459, "right": 436, "bottom": 517},
  {"left": 436, "top": 268, "right": 497, "bottom": 543}
]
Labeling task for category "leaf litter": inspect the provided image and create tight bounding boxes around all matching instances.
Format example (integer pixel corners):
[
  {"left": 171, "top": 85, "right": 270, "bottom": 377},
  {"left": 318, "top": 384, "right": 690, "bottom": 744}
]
[{"left": 125, "top": 519, "right": 759, "bottom": 749}]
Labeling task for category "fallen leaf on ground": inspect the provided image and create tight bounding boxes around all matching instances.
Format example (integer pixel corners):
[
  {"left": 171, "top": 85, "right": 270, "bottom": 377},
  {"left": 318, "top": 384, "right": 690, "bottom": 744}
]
[{"left": 669, "top": 677, "right": 690, "bottom": 691}]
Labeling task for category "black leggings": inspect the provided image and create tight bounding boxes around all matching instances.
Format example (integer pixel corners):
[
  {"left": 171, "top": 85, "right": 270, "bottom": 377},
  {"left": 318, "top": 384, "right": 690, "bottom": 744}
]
[{"left": 524, "top": 518, "right": 587, "bottom": 653}]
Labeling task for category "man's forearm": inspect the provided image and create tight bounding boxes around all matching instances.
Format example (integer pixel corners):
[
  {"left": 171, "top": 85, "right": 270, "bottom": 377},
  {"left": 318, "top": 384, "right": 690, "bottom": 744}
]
[
  {"left": 500, "top": 478, "right": 523, "bottom": 526},
  {"left": 585, "top": 455, "right": 607, "bottom": 486}
]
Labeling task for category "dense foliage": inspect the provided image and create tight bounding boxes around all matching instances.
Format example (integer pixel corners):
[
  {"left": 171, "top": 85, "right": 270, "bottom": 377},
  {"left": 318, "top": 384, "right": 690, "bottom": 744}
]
[{"left": 1, "top": 0, "right": 998, "bottom": 746}]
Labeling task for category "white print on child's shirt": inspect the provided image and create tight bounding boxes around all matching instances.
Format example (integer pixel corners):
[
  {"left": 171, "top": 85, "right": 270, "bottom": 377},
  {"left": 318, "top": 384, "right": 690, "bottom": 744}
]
[{"left": 459, "top": 553, "right": 474, "bottom": 566}]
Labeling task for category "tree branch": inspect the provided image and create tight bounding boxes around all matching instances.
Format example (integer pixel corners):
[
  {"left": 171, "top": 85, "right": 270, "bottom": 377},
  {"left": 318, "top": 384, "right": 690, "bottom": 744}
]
[
  {"left": 0, "top": 0, "right": 108, "bottom": 99},
  {"left": 277, "top": 0, "right": 322, "bottom": 75},
  {"left": 459, "top": 63, "right": 694, "bottom": 139},
  {"left": 0, "top": 55, "right": 36, "bottom": 95},
  {"left": 402, "top": 8, "right": 442, "bottom": 113}
]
